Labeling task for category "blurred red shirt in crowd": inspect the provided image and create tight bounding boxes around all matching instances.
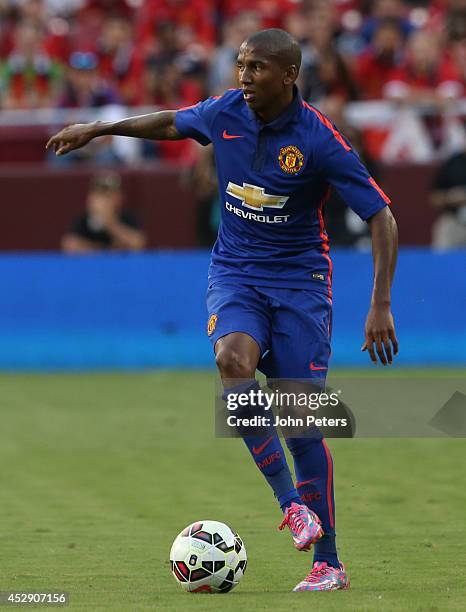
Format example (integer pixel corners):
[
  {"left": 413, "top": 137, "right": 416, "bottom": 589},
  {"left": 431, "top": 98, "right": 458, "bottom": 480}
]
[
  {"left": 354, "top": 18, "right": 405, "bottom": 99},
  {"left": 80, "top": 0, "right": 134, "bottom": 21},
  {"left": 94, "top": 14, "right": 143, "bottom": 106},
  {"left": 136, "top": 0, "right": 216, "bottom": 49},
  {"left": 425, "top": 0, "right": 466, "bottom": 32},
  {"left": 0, "top": 0, "right": 71, "bottom": 61},
  {"left": 384, "top": 30, "right": 464, "bottom": 101},
  {"left": 221, "top": 0, "right": 298, "bottom": 29},
  {"left": 0, "top": 20, "right": 63, "bottom": 109}
]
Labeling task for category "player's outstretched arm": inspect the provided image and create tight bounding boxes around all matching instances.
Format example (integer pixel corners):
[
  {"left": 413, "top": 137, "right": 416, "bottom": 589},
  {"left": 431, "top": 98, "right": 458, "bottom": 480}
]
[
  {"left": 362, "top": 206, "right": 399, "bottom": 366},
  {"left": 46, "top": 110, "right": 182, "bottom": 156}
]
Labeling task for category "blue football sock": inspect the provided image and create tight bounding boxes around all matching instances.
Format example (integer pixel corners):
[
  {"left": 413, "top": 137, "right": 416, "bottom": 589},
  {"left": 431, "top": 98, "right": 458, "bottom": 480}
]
[
  {"left": 286, "top": 436, "right": 340, "bottom": 568},
  {"left": 224, "top": 380, "right": 301, "bottom": 512}
]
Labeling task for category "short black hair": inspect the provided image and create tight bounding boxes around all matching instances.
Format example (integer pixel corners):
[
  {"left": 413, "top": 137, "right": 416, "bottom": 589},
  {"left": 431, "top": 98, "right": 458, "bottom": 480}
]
[{"left": 244, "top": 28, "right": 302, "bottom": 72}]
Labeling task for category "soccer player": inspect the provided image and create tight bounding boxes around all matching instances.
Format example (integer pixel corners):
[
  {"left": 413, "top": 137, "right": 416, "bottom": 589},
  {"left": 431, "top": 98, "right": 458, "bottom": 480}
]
[{"left": 46, "top": 29, "right": 398, "bottom": 592}]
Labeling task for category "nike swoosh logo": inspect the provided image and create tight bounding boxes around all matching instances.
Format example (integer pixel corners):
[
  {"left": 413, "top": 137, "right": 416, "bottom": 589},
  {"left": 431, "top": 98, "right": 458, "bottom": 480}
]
[
  {"left": 252, "top": 436, "right": 273, "bottom": 455},
  {"left": 223, "top": 130, "right": 244, "bottom": 140},
  {"left": 309, "top": 362, "right": 328, "bottom": 371}
]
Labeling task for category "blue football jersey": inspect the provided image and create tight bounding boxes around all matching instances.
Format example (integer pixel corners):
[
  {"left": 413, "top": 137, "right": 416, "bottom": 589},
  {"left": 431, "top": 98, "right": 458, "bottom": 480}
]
[{"left": 175, "top": 88, "right": 390, "bottom": 296}]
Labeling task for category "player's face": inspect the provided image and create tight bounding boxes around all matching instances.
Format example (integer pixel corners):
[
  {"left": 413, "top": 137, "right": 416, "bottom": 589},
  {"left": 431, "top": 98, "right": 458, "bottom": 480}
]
[{"left": 237, "top": 44, "right": 292, "bottom": 116}]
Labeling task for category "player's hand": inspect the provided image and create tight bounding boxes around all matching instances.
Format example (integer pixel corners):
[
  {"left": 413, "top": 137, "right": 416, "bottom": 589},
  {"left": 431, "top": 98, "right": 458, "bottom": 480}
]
[
  {"left": 361, "top": 303, "right": 398, "bottom": 366},
  {"left": 46, "top": 123, "right": 96, "bottom": 156}
]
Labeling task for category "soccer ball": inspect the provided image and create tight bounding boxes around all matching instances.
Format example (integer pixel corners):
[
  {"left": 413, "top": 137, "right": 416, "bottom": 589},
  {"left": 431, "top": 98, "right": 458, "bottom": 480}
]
[{"left": 169, "top": 520, "right": 247, "bottom": 593}]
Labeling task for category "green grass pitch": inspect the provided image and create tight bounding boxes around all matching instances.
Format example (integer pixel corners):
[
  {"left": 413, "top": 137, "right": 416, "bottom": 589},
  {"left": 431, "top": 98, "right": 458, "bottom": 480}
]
[{"left": 1, "top": 370, "right": 465, "bottom": 611}]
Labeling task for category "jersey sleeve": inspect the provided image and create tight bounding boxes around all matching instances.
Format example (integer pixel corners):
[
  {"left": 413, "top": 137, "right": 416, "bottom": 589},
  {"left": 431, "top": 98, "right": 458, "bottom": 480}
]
[
  {"left": 314, "top": 118, "right": 391, "bottom": 221},
  {"left": 175, "top": 96, "right": 222, "bottom": 146}
]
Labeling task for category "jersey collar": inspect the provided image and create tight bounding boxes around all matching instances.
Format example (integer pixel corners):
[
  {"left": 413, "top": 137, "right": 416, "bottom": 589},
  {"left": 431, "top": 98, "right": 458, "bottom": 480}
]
[{"left": 244, "top": 85, "right": 303, "bottom": 131}]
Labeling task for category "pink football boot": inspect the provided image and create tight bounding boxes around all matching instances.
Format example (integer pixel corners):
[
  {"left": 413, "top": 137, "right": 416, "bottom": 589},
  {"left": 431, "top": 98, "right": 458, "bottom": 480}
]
[
  {"left": 293, "top": 561, "right": 350, "bottom": 591},
  {"left": 278, "top": 502, "right": 323, "bottom": 551}
]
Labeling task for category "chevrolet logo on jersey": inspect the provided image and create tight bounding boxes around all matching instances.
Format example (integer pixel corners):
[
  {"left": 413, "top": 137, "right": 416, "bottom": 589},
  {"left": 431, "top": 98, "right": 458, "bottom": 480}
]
[{"left": 226, "top": 182, "right": 289, "bottom": 211}]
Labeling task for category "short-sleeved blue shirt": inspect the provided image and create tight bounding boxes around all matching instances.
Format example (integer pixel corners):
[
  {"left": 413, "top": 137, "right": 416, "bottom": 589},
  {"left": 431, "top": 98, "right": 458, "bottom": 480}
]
[{"left": 175, "top": 88, "right": 390, "bottom": 296}]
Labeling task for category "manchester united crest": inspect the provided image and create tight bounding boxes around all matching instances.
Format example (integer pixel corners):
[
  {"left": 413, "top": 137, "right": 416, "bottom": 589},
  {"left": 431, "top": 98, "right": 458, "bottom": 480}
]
[
  {"left": 278, "top": 145, "right": 304, "bottom": 174},
  {"left": 207, "top": 314, "right": 218, "bottom": 336}
]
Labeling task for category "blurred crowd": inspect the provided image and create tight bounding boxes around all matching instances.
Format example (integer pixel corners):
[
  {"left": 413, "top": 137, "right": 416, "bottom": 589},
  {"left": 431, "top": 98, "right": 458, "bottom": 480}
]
[
  {"left": 0, "top": 1, "right": 464, "bottom": 117},
  {"left": 1, "top": 0, "right": 466, "bottom": 248},
  {"left": 1, "top": 0, "right": 466, "bottom": 166}
]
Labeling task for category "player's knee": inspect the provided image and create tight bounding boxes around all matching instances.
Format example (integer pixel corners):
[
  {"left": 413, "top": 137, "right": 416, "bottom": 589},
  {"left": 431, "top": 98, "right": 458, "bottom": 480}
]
[{"left": 215, "top": 347, "right": 255, "bottom": 379}]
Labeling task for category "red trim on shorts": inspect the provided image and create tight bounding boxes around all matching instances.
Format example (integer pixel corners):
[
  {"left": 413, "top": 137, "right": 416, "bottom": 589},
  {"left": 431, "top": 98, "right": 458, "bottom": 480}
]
[
  {"left": 317, "top": 187, "right": 333, "bottom": 299},
  {"left": 322, "top": 439, "right": 335, "bottom": 529}
]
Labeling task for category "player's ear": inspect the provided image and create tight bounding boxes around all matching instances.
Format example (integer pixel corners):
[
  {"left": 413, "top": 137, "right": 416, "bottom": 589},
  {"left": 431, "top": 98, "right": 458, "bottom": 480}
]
[{"left": 283, "top": 65, "right": 298, "bottom": 86}]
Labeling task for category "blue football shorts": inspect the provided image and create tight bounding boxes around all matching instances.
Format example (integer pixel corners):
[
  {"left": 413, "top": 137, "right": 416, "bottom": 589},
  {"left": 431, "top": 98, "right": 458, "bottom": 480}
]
[{"left": 206, "top": 282, "right": 332, "bottom": 380}]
